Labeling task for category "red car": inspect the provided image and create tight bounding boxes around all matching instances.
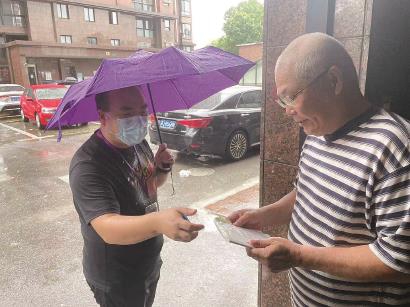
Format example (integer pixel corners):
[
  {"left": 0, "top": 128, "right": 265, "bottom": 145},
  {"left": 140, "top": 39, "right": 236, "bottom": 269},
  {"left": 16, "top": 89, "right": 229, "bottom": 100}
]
[{"left": 20, "top": 84, "right": 68, "bottom": 129}]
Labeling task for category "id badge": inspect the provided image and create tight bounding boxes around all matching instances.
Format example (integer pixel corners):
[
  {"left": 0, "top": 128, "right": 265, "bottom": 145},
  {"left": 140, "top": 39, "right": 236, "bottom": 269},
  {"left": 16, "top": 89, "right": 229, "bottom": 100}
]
[{"left": 145, "top": 202, "right": 159, "bottom": 214}]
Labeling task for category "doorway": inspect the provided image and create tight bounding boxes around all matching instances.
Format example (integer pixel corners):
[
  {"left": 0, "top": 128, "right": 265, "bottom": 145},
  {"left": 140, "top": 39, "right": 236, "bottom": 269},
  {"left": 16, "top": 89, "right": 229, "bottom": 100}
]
[{"left": 26, "top": 64, "right": 38, "bottom": 85}]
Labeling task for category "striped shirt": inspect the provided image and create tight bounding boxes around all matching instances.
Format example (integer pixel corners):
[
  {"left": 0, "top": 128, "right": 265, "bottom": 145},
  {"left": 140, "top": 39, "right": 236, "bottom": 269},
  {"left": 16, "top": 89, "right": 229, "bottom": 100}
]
[{"left": 289, "top": 107, "right": 410, "bottom": 306}]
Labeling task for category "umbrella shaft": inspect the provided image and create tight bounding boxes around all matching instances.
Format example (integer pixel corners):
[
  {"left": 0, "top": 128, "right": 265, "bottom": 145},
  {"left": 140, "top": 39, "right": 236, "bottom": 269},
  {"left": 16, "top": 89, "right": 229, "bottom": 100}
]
[{"left": 147, "top": 83, "right": 163, "bottom": 144}]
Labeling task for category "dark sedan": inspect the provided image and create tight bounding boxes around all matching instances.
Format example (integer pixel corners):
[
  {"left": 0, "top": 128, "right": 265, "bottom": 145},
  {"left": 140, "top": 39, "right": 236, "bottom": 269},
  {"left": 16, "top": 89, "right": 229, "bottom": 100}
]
[{"left": 149, "top": 85, "right": 262, "bottom": 160}]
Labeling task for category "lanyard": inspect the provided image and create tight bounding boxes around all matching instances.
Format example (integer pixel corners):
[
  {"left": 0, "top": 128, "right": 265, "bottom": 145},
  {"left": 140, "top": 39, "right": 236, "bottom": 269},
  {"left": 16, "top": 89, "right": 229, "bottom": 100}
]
[{"left": 96, "top": 130, "right": 148, "bottom": 191}]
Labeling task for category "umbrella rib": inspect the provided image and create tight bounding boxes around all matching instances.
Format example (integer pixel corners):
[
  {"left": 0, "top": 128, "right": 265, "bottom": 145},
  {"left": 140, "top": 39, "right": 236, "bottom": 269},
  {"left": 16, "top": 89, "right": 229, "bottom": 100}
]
[{"left": 169, "top": 79, "right": 190, "bottom": 109}]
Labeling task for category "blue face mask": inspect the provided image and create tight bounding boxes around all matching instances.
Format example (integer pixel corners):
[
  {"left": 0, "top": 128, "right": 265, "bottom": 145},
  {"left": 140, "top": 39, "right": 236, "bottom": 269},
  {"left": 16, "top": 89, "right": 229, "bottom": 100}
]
[{"left": 116, "top": 115, "right": 148, "bottom": 146}]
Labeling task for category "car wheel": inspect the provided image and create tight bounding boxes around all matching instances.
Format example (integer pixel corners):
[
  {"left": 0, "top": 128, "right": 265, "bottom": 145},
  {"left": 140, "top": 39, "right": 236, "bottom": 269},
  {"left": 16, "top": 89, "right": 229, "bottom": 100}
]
[
  {"left": 225, "top": 130, "right": 248, "bottom": 161},
  {"left": 35, "top": 113, "right": 44, "bottom": 129},
  {"left": 20, "top": 109, "right": 29, "bottom": 122}
]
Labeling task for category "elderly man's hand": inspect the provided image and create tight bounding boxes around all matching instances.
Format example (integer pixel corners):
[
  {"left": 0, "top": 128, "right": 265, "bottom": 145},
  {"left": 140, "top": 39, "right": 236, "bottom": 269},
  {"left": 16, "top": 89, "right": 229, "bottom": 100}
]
[
  {"left": 228, "top": 209, "right": 263, "bottom": 230},
  {"left": 246, "top": 237, "right": 302, "bottom": 272}
]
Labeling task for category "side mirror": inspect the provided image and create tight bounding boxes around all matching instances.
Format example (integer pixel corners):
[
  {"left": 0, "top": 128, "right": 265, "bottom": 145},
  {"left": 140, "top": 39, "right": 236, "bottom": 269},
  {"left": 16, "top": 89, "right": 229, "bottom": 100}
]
[{"left": 26, "top": 97, "right": 33, "bottom": 102}]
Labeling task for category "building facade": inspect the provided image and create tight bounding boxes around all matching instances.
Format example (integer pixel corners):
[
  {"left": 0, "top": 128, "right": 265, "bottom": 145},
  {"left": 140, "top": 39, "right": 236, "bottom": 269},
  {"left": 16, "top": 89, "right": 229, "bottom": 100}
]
[
  {"left": 238, "top": 42, "right": 263, "bottom": 86},
  {"left": 0, "top": 0, "right": 194, "bottom": 87}
]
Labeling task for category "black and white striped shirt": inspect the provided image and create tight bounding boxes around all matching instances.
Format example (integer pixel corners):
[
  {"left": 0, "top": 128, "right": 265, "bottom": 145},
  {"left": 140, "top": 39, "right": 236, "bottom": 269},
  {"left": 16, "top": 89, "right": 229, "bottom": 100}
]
[{"left": 289, "top": 107, "right": 410, "bottom": 306}]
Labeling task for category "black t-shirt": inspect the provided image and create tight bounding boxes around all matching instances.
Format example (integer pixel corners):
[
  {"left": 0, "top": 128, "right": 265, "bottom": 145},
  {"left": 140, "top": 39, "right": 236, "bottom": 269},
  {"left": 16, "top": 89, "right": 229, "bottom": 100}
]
[{"left": 69, "top": 131, "right": 163, "bottom": 290}]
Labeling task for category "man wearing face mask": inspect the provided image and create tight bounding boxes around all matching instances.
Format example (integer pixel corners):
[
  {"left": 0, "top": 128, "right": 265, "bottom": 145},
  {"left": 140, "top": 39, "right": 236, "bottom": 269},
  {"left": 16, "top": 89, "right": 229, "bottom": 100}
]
[{"left": 69, "top": 85, "right": 204, "bottom": 307}]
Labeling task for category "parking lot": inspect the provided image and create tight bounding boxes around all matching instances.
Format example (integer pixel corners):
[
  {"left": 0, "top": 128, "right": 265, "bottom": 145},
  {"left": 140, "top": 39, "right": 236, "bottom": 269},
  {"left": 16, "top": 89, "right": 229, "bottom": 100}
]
[{"left": 0, "top": 111, "right": 260, "bottom": 307}]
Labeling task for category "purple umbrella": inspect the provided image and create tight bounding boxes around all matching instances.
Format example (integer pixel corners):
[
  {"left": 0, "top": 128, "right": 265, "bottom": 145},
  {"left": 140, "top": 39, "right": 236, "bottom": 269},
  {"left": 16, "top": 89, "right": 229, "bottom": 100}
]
[{"left": 46, "top": 46, "right": 254, "bottom": 141}]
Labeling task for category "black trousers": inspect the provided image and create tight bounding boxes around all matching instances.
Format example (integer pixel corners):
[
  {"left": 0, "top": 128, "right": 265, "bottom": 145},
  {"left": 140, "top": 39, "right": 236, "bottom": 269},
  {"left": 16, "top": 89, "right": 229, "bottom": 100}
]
[{"left": 87, "top": 263, "right": 161, "bottom": 307}]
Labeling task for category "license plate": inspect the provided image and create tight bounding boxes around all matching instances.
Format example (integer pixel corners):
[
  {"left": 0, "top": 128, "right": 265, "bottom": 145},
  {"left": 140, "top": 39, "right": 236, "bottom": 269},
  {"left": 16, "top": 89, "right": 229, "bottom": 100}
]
[
  {"left": 159, "top": 119, "right": 176, "bottom": 130},
  {"left": 11, "top": 96, "right": 20, "bottom": 102}
]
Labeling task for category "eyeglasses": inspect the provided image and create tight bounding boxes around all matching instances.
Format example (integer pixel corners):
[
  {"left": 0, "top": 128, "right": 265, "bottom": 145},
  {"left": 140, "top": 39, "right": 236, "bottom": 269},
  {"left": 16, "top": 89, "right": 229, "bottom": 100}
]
[{"left": 275, "top": 69, "right": 329, "bottom": 108}]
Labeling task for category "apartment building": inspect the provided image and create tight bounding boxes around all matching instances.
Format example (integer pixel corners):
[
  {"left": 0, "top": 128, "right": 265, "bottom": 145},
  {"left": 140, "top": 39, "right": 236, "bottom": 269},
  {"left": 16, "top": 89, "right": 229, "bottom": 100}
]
[{"left": 0, "top": 0, "right": 194, "bottom": 87}]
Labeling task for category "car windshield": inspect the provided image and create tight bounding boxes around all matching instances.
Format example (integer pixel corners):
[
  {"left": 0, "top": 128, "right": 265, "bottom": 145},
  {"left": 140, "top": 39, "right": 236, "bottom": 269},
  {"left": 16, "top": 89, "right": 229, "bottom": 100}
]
[
  {"left": 0, "top": 85, "right": 24, "bottom": 92},
  {"left": 35, "top": 88, "right": 68, "bottom": 100},
  {"left": 190, "top": 91, "right": 236, "bottom": 110}
]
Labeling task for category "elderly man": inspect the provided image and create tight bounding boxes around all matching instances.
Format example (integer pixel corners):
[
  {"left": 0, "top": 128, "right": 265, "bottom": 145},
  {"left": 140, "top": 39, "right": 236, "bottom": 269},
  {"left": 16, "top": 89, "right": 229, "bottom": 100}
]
[
  {"left": 70, "top": 85, "right": 204, "bottom": 307},
  {"left": 229, "top": 33, "right": 410, "bottom": 305}
]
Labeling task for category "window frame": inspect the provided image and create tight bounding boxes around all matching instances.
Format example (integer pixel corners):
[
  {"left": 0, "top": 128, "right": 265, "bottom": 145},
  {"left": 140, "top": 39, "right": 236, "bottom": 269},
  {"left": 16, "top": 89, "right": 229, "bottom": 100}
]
[
  {"left": 133, "top": 0, "right": 154, "bottom": 12},
  {"left": 60, "top": 35, "right": 72, "bottom": 44},
  {"left": 84, "top": 7, "right": 95, "bottom": 22},
  {"left": 136, "top": 18, "right": 154, "bottom": 38},
  {"left": 56, "top": 3, "right": 69, "bottom": 19},
  {"left": 182, "top": 23, "right": 191, "bottom": 39},
  {"left": 109, "top": 11, "right": 118, "bottom": 25},
  {"left": 87, "top": 37, "right": 97, "bottom": 45},
  {"left": 164, "top": 19, "right": 171, "bottom": 31},
  {"left": 181, "top": 0, "right": 190, "bottom": 15},
  {"left": 110, "top": 39, "right": 120, "bottom": 46}
]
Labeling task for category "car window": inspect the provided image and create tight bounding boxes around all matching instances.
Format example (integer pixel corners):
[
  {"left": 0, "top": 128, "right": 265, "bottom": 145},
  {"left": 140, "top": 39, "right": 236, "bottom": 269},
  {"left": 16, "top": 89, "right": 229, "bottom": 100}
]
[
  {"left": 0, "top": 85, "right": 24, "bottom": 92},
  {"left": 190, "top": 92, "right": 222, "bottom": 110},
  {"left": 217, "top": 94, "right": 240, "bottom": 110},
  {"left": 191, "top": 91, "right": 232, "bottom": 110},
  {"left": 237, "top": 90, "right": 262, "bottom": 109},
  {"left": 27, "top": 89, "right": 35, "bottom": 99},
  {"left": 35, "top": 87, "right": 68, "bottom": 100}
]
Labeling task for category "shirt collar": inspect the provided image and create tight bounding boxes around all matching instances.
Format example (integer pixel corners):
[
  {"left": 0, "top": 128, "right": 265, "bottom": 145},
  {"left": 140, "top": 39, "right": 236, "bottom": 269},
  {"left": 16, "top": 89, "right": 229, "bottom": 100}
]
[{"left": 324, "top": 105, "right": 380, "bottom": 142}]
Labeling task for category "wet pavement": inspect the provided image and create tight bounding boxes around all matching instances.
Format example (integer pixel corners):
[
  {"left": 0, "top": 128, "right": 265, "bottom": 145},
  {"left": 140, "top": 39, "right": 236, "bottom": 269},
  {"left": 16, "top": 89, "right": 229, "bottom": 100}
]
[{"left": 0, "top": 111, "right": 260, "bottom": 307}]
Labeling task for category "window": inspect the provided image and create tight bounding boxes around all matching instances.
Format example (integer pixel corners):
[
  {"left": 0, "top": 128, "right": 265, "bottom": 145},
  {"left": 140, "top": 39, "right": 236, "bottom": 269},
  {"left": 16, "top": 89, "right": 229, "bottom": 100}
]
[
  {"left": 10, "top": 1, "right": 24, "bottom": 26},
  {"left": 133, "top": 0, "right": 154, "bottom": 12},
  {"left": 237, "top": 91, "right": 262, "bottom": 109},
  {"left": 181, "top": 0, "right": 190, "bottom": 15},
  {"left": 164, "top": 19, "right": 171, "bottom": 31},
  {"left": 136, "top": 18, "right": 153, "bottom": 38},
  {"left": 109, "top": 11, "right": 118, "bottom": 25},
  {"left": 0, "top": 85, "right": 24, "bottom": 92},
  {"left": 87, "top": 37, "right": 97, "bottom": 45},
  {"left": 182, "top": 23, "right": 191, "bottom": 39},
  {"left": 56, "top": 4, "right": 69, "bottom": 19},
  {"left": 45, "top": 71, "right": 52, "bottom": 81},
  {"left": 84, "top": 7, "right": 95, "bottom": 22},
  {"left": 35, "top": 88, "right": 68, "bottom": 100},
  {"left": 218, "top": 94, "right": 241, "bottom": 110},
  {"left": 60, "top": 35, "right": 72, "bottom": 44},
  {"left": 111, "top": 39, "right": 120, "bottom": 46},
  {"left": 27, "top": 88, "right": 35, "bottom": 99}
]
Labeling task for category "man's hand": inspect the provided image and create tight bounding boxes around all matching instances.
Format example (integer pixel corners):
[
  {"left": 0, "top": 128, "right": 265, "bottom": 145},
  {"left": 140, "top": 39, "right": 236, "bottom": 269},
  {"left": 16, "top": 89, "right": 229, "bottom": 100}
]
[
  {"left": 156, "top": 208, "right": 204, "bottom": 242},
  {"left": 246, "top": 237, "right": 301, "bottom": 272},
  {"left": 228, "top": 209, "right": 263, "bottom": 230},
  {"left": 155, "top": 143, "right": 174, "bottom": 169}
]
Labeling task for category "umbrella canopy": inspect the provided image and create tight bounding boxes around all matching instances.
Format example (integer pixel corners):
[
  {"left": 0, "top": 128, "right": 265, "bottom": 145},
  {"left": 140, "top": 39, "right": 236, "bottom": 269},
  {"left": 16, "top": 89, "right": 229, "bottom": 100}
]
[{"left": 46, "top": 46, "right": 255, "bottom": 138}]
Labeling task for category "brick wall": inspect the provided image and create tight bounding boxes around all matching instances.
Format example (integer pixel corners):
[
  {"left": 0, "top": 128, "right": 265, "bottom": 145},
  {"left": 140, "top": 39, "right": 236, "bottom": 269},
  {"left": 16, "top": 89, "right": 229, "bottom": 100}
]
[
  {"left": 238, "top": 43, "right": 263, "bottom": 62},
  {"left": 27, "top": 1, "right": 55, "bottom": 42},
  {"left": 53, "top": 4, "right": 151, "bottom": 47}
]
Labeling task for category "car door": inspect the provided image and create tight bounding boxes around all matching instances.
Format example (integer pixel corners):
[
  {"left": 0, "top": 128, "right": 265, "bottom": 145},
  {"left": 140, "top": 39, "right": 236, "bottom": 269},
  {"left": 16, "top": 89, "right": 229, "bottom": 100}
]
[
  {"left": 213, "top": 93, "right": 242, "bottom": 135},
  {"left": 236, "top": 90, "right": 262, "bottom": 145},
  {"left": 25, "top": 89, "right": 36, "bottom": 119},
  {"left": 20, "top": 89, "right": 28, "bottom": 114}
]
